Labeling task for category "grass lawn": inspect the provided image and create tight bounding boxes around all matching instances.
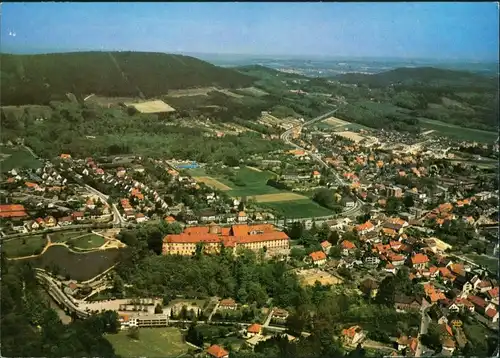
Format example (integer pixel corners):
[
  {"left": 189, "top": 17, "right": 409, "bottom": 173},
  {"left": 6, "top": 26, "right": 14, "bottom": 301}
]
[
  {"left": 419, "top": 118, "right": 497, "bottom": 143},
  {"left": 261, "top": 199, "right": 334, "bottom": 218},
  {"left": 464, "top": 253, "right": 499, "bottom": 274},
  {"left": 226, "top": 166, "right": 281, "bottom": 197},
  {"left": 0, "top": 146, "right": 42, "bottom": 173},
  {"left": 50, "top": 230, "right": 87, "bottom": 243},
  {"left": 188, "top": 166, "right": 281, "bottom": 197},
  {"left": 68, "top": 234, "right": 106, "bottom": 249},
  {"left": 2, "top": 235, "right": 47, "bottom": 257},
  {"left": 105, "top": 327, "right": 189, "bottom": 358}
]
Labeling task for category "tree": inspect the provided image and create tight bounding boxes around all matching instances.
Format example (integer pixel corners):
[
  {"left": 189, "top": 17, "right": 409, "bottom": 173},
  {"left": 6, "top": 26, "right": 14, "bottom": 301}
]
[
  {"left": 127, "top": 327, "right": 140, "bottom": 340},
  {"left": 154, "top": 303, "right": 163, "bottom": 314},
  {"left": 403, "top": 195, "right": 414, "bottom": 208},
  {"left": 287, "top": 222, "right": 304, "bottom": 241},
  {"left": 328, "top": 231, "right": 340, "bottom": 245}
]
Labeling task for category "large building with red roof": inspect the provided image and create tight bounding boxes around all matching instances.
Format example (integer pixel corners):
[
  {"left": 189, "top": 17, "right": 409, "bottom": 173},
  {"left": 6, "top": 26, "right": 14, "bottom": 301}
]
[
  {"left": 162, "top": 223, "right": 289, "bottom": 256},
  {"left": 0, "top": 204, "right": 27, "bottom": 219}
]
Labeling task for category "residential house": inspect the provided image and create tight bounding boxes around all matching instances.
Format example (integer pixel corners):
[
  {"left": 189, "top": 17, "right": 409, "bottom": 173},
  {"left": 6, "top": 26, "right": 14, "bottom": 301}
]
[
  {"left": 24, "top": 220, "right": 40, "bottom": 231},
  {"left": 485, "top": 307, "right": 499, "bottom": 323},
  {"left": 136, "top": 213, "right": 147, "bottom": 223},
  {"left": 72, "top": 211, "right": 84, "bottom": 221},
  {"left": 486, "top": 287, "right": 499, "bottom": 305},
  {"left": 58, "top": 216, "right": 73, "bottom": 226},
  {"left": 394, "top": 295, "right": 427, "bottom": 312},
  {"left": 341, "top": 326, "right": 366, "bottom": 346},
  {"left": 206, "top": 344, "right": 229, "bottom": 358},
  {"left": 219, "top": 298, "right": 238, "bottom": 310},
  {"left": 467, "top": 295, "right": 488, "bottom": 314},
  {"left": 309, "top": 251, "right": 327, "bottom": 266},
  {"left": 363, "top": 255, "right": 380, "bottom": 267},
  {"left": 340, "top": 240, "right": 356, "bottom": 256},
  {"left": 386, "top": 252, "right": 406, "bottom": 266},
  {"left": 271, "top": 308, "right": 289, "bottom": 323},
  {"left": 356, "top": 221, "right": 375, "bottom": 235},
  {"left": 237, "top": 211, "right": 247, "bottom": 223},
  {"left": 409, "top": 253, "right": 429, "bottom": 270},
  {"left": 44, "top": 216, "right": 57, "bottom": 227},
  {"left": 320, "top": 240, "right": 332, "bottom": 254},
  {"left": 428, "top": 305, "right": 448, "bottom": 325},
  {"left": 246, "top": 323, "right": 262, "bottom": 338},
  {"left": 312, "top": 170, "right": 321, "bottom": 179}
]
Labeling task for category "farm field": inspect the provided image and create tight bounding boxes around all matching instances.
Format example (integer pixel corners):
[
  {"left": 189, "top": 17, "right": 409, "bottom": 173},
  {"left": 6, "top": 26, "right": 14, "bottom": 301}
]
[
  {"left": 419, "top": 118, "right": 497, "bottom": 143},
  {"left": 225, "top": 167, "right": 281, "bottom": 197},
  {"left": 192, "top": 176, "right": 232, "bottom": 191},
  {"left": 68, "top": 233, "right": 107, "bottom": 249},
  {"left": 105, "top": 327, "right": 189, "bottom": 358},
  {"left": 29, "top": 245, "right": 126, "bottom": 281},
  {"left": 261, "top": 199, "right": 334, "bottom": 218},
  {"left": 0, "top": 146, "right": 42, "bottom": 173},
  {"left": 252, "top": 192, "right": 308, "bottom": 203},
  {"left": 2, "top": 235, "right": 47, "bottom": 258}
]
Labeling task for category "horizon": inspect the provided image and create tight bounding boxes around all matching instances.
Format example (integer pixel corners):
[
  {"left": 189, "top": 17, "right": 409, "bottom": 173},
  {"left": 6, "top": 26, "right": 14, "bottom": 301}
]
[{"left": 1, "top": 2, "right": 499, "bottom": 62}]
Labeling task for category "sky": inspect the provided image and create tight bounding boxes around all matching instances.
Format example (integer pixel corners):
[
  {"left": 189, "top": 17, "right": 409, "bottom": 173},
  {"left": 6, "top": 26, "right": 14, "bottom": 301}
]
[{"left": 1, "top": 2, "right": 499, "bottom": 61}]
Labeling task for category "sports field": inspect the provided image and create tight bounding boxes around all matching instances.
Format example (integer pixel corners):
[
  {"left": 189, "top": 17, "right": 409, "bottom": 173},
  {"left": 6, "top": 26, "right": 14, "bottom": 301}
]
[
  {"left": 105, "top": 327, "right": 189, "bottom": 358},
  {"left": 192, "top": 176, "right": 232, "bottom": 191},
  {"left": 252, "top": 192, "right": 307, "bottom": 203},
  {"left": 297, "top": 269, "right": 344, "bottom": 287}
]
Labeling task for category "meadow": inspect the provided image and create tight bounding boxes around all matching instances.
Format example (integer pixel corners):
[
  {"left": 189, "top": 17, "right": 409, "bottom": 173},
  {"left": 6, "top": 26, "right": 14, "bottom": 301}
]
[
  {"left": 419, "top": 118, "right": 497, "bottom": 143},
  {"left": 67, "top": 233, "right": 107, "bottom": 250},
  {"left": 2, "top": 235, "right": 47, "bottom": 258},
  {"left": 0, "top": 146, "right": 42, "bottom": 173},
  {"left": 105, "top": 327, "right": 189, "bottom": 358}
]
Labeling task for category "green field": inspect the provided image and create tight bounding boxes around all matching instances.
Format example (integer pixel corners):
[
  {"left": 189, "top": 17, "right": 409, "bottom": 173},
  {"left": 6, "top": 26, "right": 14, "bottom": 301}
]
[
  {"left": 419, "top": 118, "right": 497, "bottom": 143},
  {"left": 464, "top": 253, "right": 499, "bottom": 274},
  {"left": 50, "top": 230, "right": 87, "bottom": 243},
  {"left": 2, "top": 235, "right": 47, "bottom": 257},
  {"left": 105, "top": 327, "right": 189, "bottom": 358},
  {"left": 261, "top": 199, "right": 333, "bottom": 218},
  {"left": 68, "top": 234, "right": 106, "bottom": 249},
  {"left": 0, "top": 146, "right": 42, "bottom": 173},
  {"left": 188, "top": 166, "right": 281, "bottom": 197}
]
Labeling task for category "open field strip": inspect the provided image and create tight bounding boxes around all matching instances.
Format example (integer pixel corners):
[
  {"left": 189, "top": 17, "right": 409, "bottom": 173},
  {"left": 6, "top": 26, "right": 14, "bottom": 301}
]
[
  {"left": 192, "top": 176, "right": 232, "bottom": 191},
  {"left": 106, "top": 327, "right": 189, "bottom": 358},
  {"left": 252, "top": 192, "right": 308, "bottom": 203},
  {"left": 247, "top": 166, "right": 263, "bottom": 172},
  {"left": 324, "top": 116, "right": 350, "bottom": 126}
]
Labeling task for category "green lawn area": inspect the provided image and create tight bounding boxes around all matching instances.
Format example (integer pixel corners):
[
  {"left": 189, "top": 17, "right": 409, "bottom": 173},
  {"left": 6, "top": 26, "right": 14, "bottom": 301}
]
[
  {"left": 105, "top": 327, "right": 189, "bottom": 358},
  {"left": 226, "top": 167, "right": 280, "bottom": 197},
  {"left": 50, "top": 230, "right": 87, "bottom": 243},
  {"left": 187, "top": 166, "right": 281, "bottom": 197},
  {"left": 419, "top": 118, "right": 497, "bottom": 143},
  {"left": 2, "top": 235, "right": 47, "bottom": 257},
  {"left": 261, "top": 199, "right": 334, "bottom": 218},
  {"left": 68, "top": 234, "right": 106, "bottom": 249},
  {"left": 464, "top": 253, "right": 499, "bottom": 274},
  {"left": 0, "top": 146, "right": 42, "bottom": 173}
]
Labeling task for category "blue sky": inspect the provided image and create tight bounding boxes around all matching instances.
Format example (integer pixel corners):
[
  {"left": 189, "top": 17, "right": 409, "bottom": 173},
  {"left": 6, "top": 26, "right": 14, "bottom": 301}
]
[{"left": 1, "top": 2, "right": 498, "bottom": 61}]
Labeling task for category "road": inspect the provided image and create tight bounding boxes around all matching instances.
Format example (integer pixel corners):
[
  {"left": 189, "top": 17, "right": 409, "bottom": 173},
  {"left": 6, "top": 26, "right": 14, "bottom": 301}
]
[
  {"left": 415, "top": 307, "right": 431, "bottom": 357},
  {"left": 35, "top": 270, "right": 89, "bottom": 319},
  {"left": 280, "top": 109, "right": 363, "bottom": 219},
  {"left": 85, "top": 184, "right": 126, "bottom": 226}
]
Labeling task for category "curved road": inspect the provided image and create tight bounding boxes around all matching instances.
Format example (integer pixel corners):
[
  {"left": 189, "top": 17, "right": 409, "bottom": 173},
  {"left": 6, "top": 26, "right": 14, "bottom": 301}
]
[{"left": 280, "top": 109, "right": 364, "bottom": 219}]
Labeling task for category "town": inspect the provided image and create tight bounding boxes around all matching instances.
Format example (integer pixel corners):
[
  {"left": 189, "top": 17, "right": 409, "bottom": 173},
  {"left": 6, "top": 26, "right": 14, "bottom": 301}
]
[{"left": 1, "top": 104, "right": 498, "bottom": 358}]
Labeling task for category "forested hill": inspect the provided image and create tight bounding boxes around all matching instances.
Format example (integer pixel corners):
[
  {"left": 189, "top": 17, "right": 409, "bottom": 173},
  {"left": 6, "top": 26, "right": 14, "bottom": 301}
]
[
  {"left": 0, "top": 51, "right": 256, "bottom": 105},
  {"left": 333, "top": 67, "right": 498, "bottom": 88}
]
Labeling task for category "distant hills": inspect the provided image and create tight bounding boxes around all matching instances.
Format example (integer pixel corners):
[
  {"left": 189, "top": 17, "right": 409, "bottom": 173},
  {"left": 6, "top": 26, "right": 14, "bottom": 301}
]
[
  {"left": 0, "top": 52, "right": 256, "bottom": 105},
  {"left": 333, "top": 67, "right": 498, "bottom": 88}
]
